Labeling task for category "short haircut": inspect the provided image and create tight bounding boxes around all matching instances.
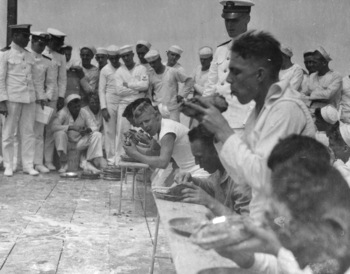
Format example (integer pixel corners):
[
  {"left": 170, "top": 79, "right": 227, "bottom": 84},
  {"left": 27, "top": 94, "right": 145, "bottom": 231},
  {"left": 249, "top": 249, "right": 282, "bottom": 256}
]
[
  {"left": 267, "top": 134, "right": 330, "bottom": 171},
  {"left": 272, "top": 157, "right": 350, "bottom": 217},
  {"left": 303, "top": 51, "right": 313, "bottom": 58},
  {"left": 231, "top": 30, "right": 283, "bottom": 77},
  {"left": 133, "top": 101, "right": 159, "bottom": 120},
  {"left": 122, "top": 97, "right": 152, "bottom": 120},
  {"left": 188, "top": 124, "right": 215, "bottom": 147},
  {"left": 88, "top": 93, "right": 100, "bottom": 103}
]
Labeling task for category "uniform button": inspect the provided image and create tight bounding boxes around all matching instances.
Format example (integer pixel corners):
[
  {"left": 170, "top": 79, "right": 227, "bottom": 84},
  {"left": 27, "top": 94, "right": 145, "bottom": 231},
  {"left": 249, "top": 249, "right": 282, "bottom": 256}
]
[
  {"left": 224, "top": 70, "right": 227, "bottom": 73},
  {"left": 221, "top": 82, "right": 225, "bottom": 86},
  {"left": 227, "top": 57, "right": 230, "bottom": 60}
]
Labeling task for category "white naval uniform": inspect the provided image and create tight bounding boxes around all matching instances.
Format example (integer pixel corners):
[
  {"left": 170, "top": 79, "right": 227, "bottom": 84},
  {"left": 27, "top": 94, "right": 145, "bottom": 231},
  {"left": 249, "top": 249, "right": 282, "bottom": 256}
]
[
  {"left": 98, "top": 63, "right": 119, "bottom": 165},
  {"left": 114, "top": 64, "right": 149, "bottom": 164},
  {"left": 0, "top": 42, "right": 43, "bottom": 170},
  {"left": 203, "top": 40, "right": 254, "bottom": 131},
  {"left": 42, "top": 47, "right": 67, "bottom": 166},
  {"left": 30, "top": 49, "right": 55, "bottom": 166}
]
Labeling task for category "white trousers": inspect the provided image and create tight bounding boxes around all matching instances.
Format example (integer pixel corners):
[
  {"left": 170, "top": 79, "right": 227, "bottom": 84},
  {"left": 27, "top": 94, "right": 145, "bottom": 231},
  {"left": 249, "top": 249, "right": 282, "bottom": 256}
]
[
  {"left": 54, "top": 131, "right": 103, "bottom": 161},
  {"left": 44, "top": 100, "right": 57, "bottom": 165},
  {"left": 2, "top": 101, "right": 36, "bottom": 170},
  {"left": 115, "top": 103, "right": 130, "bottom": 164},
  {"left": 34, "top": 121, "right": 45, "bottom": 165},
  {"left": 103, "top": 101, "right": 118, "bottom": 165}
]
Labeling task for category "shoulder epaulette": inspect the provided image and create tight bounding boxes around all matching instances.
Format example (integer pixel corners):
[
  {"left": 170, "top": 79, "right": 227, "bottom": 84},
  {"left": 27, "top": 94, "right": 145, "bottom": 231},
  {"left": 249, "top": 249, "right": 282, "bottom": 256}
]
[
  {"left": 42, "top": 54, "right": 52, "bottom": 61},
  {"left": 217, "top": 40, "right": 231, "bottom": 47},
  {"left": 1, "top": 46, "right": 10, "bottom": 52}
]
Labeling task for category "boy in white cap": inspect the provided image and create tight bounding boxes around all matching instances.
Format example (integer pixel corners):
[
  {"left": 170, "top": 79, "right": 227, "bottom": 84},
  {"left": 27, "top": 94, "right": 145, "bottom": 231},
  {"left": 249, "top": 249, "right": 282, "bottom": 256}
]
[
  {"left": 0, "top": 24, "right": 42, "bottom": 176},
  {"left": 203, "top": 0, "right": 255, "bottom": 133},
  {"left": 165, "top": 45, "right": 184, "bottom": 72},
  {"left": 51, "top": 94, "right": 105, "bottom": 172},
  {"left": 98, "top": 45, "right": 120, "bottom": 166},
  {"left": 279, "top": 45, "right": 304, "bottom": 91},
  {"left": 30, "top": 31, "right": 56, "bottom": 173},
  {"left": 43, "top": 27, "right": 67, "bottom": 171},
  {"left": 114, "top": 45, "right": 149, "bottom": 164},
  {"left": 95, "top": 47, "right": 108, "bottom": 71},
  {"left": 301, "top": 46, "right": 342, "bottom": 112},
  {"left": 145, "top": 49, "right": 194, "bottom": 122}
]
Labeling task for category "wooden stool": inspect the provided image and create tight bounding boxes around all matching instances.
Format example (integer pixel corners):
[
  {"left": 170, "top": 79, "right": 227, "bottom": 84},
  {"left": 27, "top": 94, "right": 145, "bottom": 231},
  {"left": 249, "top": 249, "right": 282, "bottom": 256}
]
[{"left": 118, "top": 161, "right": 149, "bottom": 215}]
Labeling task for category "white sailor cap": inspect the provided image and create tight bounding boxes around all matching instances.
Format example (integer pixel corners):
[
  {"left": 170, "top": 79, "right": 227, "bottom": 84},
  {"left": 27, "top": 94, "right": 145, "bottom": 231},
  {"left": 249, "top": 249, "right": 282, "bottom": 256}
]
[
  {"left": 47, "top": 28, "right": 66, "bottom": 38},
  {"left": 80, "top": 46, "right": 96, "bottom": 55},
  {"left": 281, "top": 45, "right": 293, "bottom": 57},
  {"left": 107, "top": 45, "right": 119, "bottom": 56},
  {"left": 30, "top": 31, "right": 50, "bottom": 40},
  {"left": 168, "top": 45, "right": 183, "bottom": 56},
  {"left": 65, "top": 94, "right": 81, "bottom": 105},
  {"left": 119, "top": 45, "right": 133, "bottom": 55},
  {"left": 136, "top": 40, "right": 151, "bottom": 49},
  {"left": 320, "top": 104, "right": 339, "bottom": 125},
  {"left": 144, "top": 49, "right": 160, "bottom": 62},
  {"left": 220, "top": 1, "right": 254, "bottom": 19},
  {"left": 315, "top": 46, "right": 332, "bottom": 62},
  {"left": 96, "top": 47, "right": 108, "bottom": 55},
  {"left": 198, "top": 46, "right": 213, "bottom": 58}
]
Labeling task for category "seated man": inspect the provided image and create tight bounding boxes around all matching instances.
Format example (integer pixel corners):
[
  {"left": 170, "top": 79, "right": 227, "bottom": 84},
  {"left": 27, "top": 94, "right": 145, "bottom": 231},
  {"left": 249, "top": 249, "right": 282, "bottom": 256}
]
[
  {"left": 216, "top": 156, "right": 350, "bottom": 274},
  {"left": 175, "top": 125, "right": 251, "bottom": 216},
  {"left": 314, "top": 104, "right": 339, "bottom": 146},
  {"left": 51, "top": 94, "right": 105, "bottom": 172},
  {"left": 82, "top": 93, "right": 103, "bottom": 133},
  {"left": 123, "top": 101, "right": 208, "bottom": 178}
]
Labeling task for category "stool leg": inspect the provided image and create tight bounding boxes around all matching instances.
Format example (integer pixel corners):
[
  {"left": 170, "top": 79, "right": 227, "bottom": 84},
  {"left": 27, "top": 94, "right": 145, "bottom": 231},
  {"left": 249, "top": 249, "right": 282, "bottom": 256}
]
[
  {"left": 150, "top": 213, "right": 160, "bottom": 274},
  {"left": 132, "top": 168, "right": 136, "bottom": 201},
  {"left": 118, "top": 167, "right": 124, "bottom": 214},
  {"left": 143, "top": 168, "right": 147, "bottom": 215}
]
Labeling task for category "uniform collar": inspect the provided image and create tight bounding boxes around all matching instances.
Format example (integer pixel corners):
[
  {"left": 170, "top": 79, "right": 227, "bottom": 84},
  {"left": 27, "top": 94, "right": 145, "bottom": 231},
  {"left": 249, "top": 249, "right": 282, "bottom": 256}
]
[
  {"left": 10, "top": 42, "right": 25, "bottom": 53},
  {"left": 28, "top": 47, "right": 42, "bottom": 58},
  {"left": 264, "top": 78, "right": 291, "bottom": 105}
]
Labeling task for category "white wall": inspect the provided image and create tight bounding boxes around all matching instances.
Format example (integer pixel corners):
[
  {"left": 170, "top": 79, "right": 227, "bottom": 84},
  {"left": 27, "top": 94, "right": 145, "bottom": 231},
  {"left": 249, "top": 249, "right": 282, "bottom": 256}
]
[
  {"left": 17, "top": 0, "right": 350, "bottom": 75},
  {"left": 0, "top": 0, "right": 8, "bottom": 47}
]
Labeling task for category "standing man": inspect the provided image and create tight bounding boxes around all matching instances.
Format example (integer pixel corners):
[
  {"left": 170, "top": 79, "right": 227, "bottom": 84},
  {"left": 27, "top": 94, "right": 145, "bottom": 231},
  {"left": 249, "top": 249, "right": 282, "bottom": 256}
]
[
  {"left": 165, "top": 45, "right": 185, "bottom": 72},
  {"left": 301, "top": 47, "right": 342, "bottom": 112},
  {"left": 145, "top": 50, "right": 193, "bottom": 121},
  {"left": 98, "top": 45, "right": 120, "bottom": 166},
  {"left": 95, "top": 47, "right": 108, "bottom": 71},
  {"left": 43, "top": 28, "right": 67, "bottom": 171},
  {"left": 278, "top": 45, "right": 304, "bottom": 91},
  {"left": 30, "top": 31, "right": 55, "bottom": 173},
  {"left": 136, "top": 40, "right": 152, "bottom": 73},
  {"left": 0, "top": 24, "right": 42, "bottom": 176},
  {"left": 114, "top": 45, "right": 149, "bottom": 164},
  {"left": 61, "top": 44, "right": 73, "bottom": 70},
  {"left": 203, "top": 0, "right": 255, "bottom": 132},
  {"left": 193, "top": 46, "right": 213, "bottom": 97}
]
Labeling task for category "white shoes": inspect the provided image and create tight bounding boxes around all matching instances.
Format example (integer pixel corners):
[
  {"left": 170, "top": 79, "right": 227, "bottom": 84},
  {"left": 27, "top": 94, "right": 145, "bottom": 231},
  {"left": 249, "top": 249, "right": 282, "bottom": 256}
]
[
  {"left": 35, "top": 165, "right": 50, "bottom": 173},
  {"left": 58, "top": 164, "right": 68, "bottom": 173},
  {"left": 4, "top": 167, "right": 13, "bottom": 177},
  {"left": 23, "top": 168, "right": 39, "bottom": 176},
  {"left": 45, "top": 163, "right": 56, "bottom": 171}
]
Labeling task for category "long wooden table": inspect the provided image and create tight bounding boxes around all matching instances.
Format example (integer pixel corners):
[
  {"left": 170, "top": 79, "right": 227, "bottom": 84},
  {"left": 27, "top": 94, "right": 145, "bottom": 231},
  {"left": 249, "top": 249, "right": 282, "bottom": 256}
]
[{"left": 151, "top": 195, "right": 244, "bottom": 274}]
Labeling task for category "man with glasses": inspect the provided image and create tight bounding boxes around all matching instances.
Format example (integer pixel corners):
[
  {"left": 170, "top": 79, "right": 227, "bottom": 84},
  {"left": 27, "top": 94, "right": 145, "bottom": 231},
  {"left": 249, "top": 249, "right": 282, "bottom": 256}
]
[
  {"left": 43, "top": 28, "right": 67, "bottom": 171},
  {"left": 0, "top": 24, "right": 42, "bottom": 176}
]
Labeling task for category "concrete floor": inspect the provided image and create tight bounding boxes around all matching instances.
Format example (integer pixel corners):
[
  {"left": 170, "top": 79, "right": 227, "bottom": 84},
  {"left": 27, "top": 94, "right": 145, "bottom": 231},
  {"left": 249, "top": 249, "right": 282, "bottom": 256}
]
[{"left": 0, "top": 171, "right": 176, "bottom": 274}]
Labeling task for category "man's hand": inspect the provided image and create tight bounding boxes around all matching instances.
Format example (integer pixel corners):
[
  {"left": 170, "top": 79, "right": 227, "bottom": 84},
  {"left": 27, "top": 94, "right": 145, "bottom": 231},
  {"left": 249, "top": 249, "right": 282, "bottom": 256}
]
[
  {"left": 36, "top": 99, "right": 47, "bottom": 110},
  {"left": 101, "top": 108, "right": 110, "bottom": 122},
  {"left": 181, "top": 182, "right": 212, "bottom": 206},
  {"left": 72, "top": 66, "right": 85, "bottom": 79},
  {"left": 57, "top": 97, "right": 65, "bottom": 111},
  {"left": 135, "top": 131, "right": 152, "bottom": 145},
  {"left": 68, "top": 125, "right": 83, "bottom": 132},
  {"left": 174, "top": 171, "right": 192, "bottom": 184},
  {"left": 123, "top": 141, "right": 139, "bottom": 159},
  {"left": 216, "top": 219, "right": 282, "bottom": 257},
  {"left": 0, "top": 101, "right": 8, "bottom": 117},
  {"left": 184, "top": 98, "right": 233, "bottom": 143},
  {"left": 80, "top": 127, "right": 92, "bottom": 136}
]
